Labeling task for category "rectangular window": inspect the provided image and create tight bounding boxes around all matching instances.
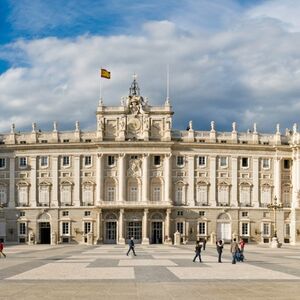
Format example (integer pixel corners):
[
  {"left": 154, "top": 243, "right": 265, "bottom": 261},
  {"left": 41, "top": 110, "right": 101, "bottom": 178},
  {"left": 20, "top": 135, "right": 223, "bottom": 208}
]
[
  {"left": 62, "top": 222, "right": 69, "bottom": 235},
  {"left": 219, "top": 157, "right": 227, "bottom": 167},
  {"left": 84, "top": 211, "right": 91, "bottom": 217},
  {"left": 263, "top": 223, "right": 270, "bottom": 235},
  {"left": 284, "top": 159, "right": 290, "bottom": 169},
  {"left": 84, "top": 156, "right": 92, "bottom": 166},
  {"left": 0, "top": 187, "right": 6, "bottom": 204},
  {"left": 242, "top": 212, "right": 248, "bottom": 217},
  {"left": 198, "top": 222, "right": 206, "bottom": 235},
  {"left": 129, "top": 187, "right": 138, "bottom": 202},
  {"left": 19, "top": 222, "right": 26, "bottom": 235},
  {"left": 176, "top": 222, "right": 184, "bottom": 234},
  {"left": 177, "top": 211, "right": 183, "bottom": 216},
  {"left": 130, "top": 155, "right": 138, "bottom": 160},
  {"left": 108, "top": 155, "right": 115, "bottom": 166},
  {"left": 63, "top": 139, "right": 69, "bottom": 143},
  {"left": 62, "top": 156, "right": 70, "bottom": 166},
  {"left": 241, "top": 223, "right": 249, "bottom": 235},
  {"left": 107, "top": 187, "right": 115, "bottom": 201},
  {"left": 62, "top": 211, "right": 69, "bottom": 217},
  {"left": 285, "top": 224, "right": 290, "bottom": 236},
  {"left": 19, "top": 211, "right": 25, "bottom": 217},
  {"left": 19, "top": 157, "right": 27, "bottom": 167},
  {"left": 176, "top": 156, "right": 184, "bottom": 166},
  {"left": 176, "top": 186, "right": 183, "bottom": 204},
  {"left": 242, "top": 157, "right": 249, "bottom": 168},
  {"left": 84, "top": 222, "right": 91, "bottom": 234},
  {"left": 153, "top": 187, "right": 161, "bottom": 201},
  {"left": 154, "top": 156, "right": 161, "bottom": 166},
  {"left": 0, "top": 158, "right": 6, "bottom": 168},
  {"left": 198, "top": 156, "right": 206, "bottom": 166},
  {"left": 199, "top": 211, "right": 205, "bottom": 217},
  {"left": 40, "top": 156, "right": 48, "bottom": 167},
  {"left": 262, "top": 158, "right": 270, "bottom": 169}
]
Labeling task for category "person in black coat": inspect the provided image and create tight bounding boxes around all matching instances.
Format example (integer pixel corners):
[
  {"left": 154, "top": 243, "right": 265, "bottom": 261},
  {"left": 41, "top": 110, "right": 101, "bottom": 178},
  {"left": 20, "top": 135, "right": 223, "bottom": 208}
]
[
  {"left": 127, "top": 237, "right": 136, "bottom": 256},
  {"left": 216, "top": 239, "right": 224, "bottom": 263},
  {"left": 193, "top": 241, "right": 202, "bottom": 262}
]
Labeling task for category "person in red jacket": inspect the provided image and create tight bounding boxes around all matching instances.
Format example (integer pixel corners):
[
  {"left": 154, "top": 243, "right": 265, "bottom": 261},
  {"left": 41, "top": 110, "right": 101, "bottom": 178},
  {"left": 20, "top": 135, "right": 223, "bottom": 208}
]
[{"left": 0, "top": 239, "right": 6, "bottom": 258}]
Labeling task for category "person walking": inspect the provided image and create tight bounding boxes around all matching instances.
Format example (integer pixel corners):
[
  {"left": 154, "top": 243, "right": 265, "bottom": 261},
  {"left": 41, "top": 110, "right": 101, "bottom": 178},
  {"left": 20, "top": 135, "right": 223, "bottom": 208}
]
[
  {"left": 216, "top": 239, "right": 224, "bottom": 263},
  {"left": 230, "top": 238, "right": 239, "bottom": 264},
  {"left": 0, "top": 239, "right": 6, "bottom": 258},
  {"left": 193, "top": 241, "right": 202, "bottom": 263},
  {"left": 238, "top": 238, "right": 245, "bottom": 262},
  {"left": 202, "top": 238, "right": 207, "bottom": 251},
  {"left": 126, "top": 237, "right": 136, "bottom": 256}
]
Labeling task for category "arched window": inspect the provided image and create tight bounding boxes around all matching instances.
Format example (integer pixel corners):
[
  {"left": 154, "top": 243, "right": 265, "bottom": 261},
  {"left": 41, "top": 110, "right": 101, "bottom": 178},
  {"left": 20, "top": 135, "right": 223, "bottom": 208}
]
[{"left": 127, "top": 179, "right": 139, "bottom": 202}]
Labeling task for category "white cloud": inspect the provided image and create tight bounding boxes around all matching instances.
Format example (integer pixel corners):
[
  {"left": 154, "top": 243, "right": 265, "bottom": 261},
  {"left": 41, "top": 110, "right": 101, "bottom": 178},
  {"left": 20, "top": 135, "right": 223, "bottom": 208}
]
[{"left": 1, "top": 4, "right": 300, "bottom": 134}]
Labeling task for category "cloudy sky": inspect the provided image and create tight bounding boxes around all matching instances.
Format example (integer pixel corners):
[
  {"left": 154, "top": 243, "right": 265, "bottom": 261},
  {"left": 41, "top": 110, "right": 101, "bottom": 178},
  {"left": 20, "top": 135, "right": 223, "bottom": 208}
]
[{"left": 1, "top": 0, "right": 300, "bottom": 134}]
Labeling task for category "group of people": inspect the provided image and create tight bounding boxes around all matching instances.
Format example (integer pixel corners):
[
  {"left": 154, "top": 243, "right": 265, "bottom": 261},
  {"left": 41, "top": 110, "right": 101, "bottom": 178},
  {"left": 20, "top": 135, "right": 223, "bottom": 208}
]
[{"left": 192, "top": 237, "right": 245, "bottom": 263}]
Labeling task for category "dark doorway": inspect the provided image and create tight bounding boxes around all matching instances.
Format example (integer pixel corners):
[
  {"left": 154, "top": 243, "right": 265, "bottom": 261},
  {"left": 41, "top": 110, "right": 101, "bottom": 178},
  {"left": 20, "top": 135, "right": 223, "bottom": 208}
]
[
  {"left": 151, "top": 221, "right": 163, "bottom": 244},
  {"left": 39, "top": 222, "right": 51, "bottom": 244},
  {"left": 105, "top": 221, "right": 117, "bottom": 244}
]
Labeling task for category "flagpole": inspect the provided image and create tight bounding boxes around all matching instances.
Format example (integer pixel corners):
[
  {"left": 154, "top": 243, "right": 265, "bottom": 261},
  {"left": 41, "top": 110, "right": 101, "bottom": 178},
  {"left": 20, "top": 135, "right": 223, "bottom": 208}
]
[
  {"left": 165, "top": 64, "right": 170, "bottom": 104},
  {"left": 99, "top": 71, "right": 103, "bottom": 105}
]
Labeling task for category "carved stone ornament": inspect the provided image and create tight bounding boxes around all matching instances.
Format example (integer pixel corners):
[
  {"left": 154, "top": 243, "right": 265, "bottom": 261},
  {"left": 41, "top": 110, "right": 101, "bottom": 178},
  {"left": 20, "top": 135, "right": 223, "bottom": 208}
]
[{"left": 127, "top": 158, "right": 142, "bottom": 177}]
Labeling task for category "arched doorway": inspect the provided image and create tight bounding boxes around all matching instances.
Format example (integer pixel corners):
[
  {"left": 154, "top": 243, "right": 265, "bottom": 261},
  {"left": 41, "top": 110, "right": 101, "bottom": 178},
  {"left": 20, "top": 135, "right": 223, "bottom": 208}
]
[
  {"left": 217, "top": 212, "right": 231, "bottom": 243},
  {"left": 37, "top": 212, "right": 51, "bottom": 244}
]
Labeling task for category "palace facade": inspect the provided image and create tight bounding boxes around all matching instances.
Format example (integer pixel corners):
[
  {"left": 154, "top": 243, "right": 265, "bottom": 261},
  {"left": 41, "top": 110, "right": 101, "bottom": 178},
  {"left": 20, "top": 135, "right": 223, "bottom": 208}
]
[{"left": 0, "top": 78, "right": 300, "bottom": 245}]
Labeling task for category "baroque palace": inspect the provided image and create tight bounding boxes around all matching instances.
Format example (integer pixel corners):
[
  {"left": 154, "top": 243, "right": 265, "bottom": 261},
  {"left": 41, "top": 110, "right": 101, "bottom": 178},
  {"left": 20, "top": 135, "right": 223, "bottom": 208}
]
[{"left": 0, "top": 77, "right": 300, "bottom": 246}]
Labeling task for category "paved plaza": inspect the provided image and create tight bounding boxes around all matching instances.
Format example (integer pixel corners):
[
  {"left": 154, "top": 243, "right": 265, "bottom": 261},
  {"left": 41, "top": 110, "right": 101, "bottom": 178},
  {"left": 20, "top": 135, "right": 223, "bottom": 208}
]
[{"left": 1, "top": 243, "right": 300, "bottom": 299}]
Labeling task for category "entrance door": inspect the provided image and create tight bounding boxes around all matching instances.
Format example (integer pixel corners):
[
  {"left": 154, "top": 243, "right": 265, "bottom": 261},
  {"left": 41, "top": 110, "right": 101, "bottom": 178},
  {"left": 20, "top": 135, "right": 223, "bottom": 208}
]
[
  {"left": 151, "top": 222, "right": 163, "bottom": 244},
  {"left": 126, "top": 221, "right": 142, "bottom": 243},
  {"left": 39, "top": 222, "right": 51, "bottom": 244},
  {"left": 217, "top": 222, "right": 231, "bottom": 243},
  {"left": 105, "top": 221, "right": 117, "bottom": 244}
]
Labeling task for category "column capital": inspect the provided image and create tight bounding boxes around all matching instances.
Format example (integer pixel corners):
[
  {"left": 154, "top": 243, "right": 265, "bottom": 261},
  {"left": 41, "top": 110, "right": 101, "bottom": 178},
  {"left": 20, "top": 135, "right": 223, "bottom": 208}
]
[
  {"left": 165, "top": 153, "right": 172, "bottom": 158},
  {"left": 166, "top": 208, "right": 172, "bottom": 214},
  {"left": 120, "top": 208, "right": 124, "bottom": 214},
  {"left": 144, "top": 208, "right": 149, "bottom": 214},
  {"left": 143, "top": 153, "right": 150, "bottom": 158},
  {"left": 119, "top": 153, "right": 126, "bottom": 158},
  {"left": 97, "top": 153, "right": 103, "bottom": 158}
]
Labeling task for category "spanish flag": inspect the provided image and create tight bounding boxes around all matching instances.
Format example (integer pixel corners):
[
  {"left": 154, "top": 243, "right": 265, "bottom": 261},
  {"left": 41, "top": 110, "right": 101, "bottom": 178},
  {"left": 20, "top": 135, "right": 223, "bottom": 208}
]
[{"left": 100, "top": 68, "right": 111, "bottom": 79}]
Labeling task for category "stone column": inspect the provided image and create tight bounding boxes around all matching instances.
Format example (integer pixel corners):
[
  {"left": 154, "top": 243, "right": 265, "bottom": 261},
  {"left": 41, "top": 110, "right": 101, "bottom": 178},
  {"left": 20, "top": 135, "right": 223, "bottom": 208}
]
[
  {"left": 96, "top": 209, "right": 103, "bottom": 243},
  {"left": 231, "top": 156, "right": 238, "bottom": 207},
  {"left": 274, "top": 156, "right": 281, "bottom": 204},
  {"left": 96, "top": 153, "right": 103, "bottom": 205},
  {"left": 253, "top": 157, "right": 259, "bottom": 208},
  {"left": 30, "top": 156, "right": 37, "bottom": 207},
  {"left": 164, "top": 154, "right": 172, "bottom": 203},
  {"left": 187, "top": 155, "right": 195, "bottom": 206},
  {"left": 142, "top": 208, "right": 149, "bottom": 244},
  {"left": 8, "top": 157, "right": 15, "bottom": 208},
  {"left": 164, "top": 208, "right": 172, "bottom": 244},
  {"left": 142, "top": 154, "right": 149, "bottom": 202},
  {"left": 51, "top": 156, "right": 59, "bottom": 207},
  {"left": 118, "top": 154, "right": 125, "bottom": 202},
  {"left": 118, "top": 208, "right": 125, "bottom": 244},
  {"left": 74, "top": 155, "right": 81, "bottom": 207},
  {"left": 209, "top": 156, "right": 216, "bottom": 206}
]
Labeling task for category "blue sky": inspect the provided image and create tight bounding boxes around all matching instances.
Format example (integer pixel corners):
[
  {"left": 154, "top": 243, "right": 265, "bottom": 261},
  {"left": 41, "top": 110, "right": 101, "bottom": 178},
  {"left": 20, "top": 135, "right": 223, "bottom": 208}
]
[{"left": 1, "top": 0, "right": 300, "bottom": 133}]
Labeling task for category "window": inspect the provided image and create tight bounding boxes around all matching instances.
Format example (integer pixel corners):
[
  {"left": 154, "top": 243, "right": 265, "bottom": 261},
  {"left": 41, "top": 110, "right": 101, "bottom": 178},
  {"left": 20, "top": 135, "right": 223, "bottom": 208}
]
[
  {"left": 262, "top": 158, "right": 270, "bottom": 169},
  {"left": 176, "top": 186, "right": 183, "bottom": 204},
  {"left": 19, "top": 157, "right": 27, "bottom": 167},
  {"left": 198, "top": 156, "right": 206, "bottom": 166},
  {"left": 83, "top": 185, "right": 93, "bottom": 204},
  {"left": 39, "top": 185, "right": 49, "bottom": 204},
  {"left": 285, "top": 224, "right": 290, "bottom": 236},
  {"left": 154, "top": 156, "right": 161, "bottom": 166},
  {"left": 19, "top": 223, "right": 26, "bottom": 235},
  {"left": 199, "top": 211, "right": 205, "bottom": 217},
  {"left": 41, "top": 140, "right": 48, "bottom": 143},
  {"left": 219, "top": 157, "right": 227, "bottom": 167},
  {"left": 130, "top": 155, "right": 138, "bottom": 160},
  {"left": 198, "top": 222, "right": 206, "bottom": 235},
  {"left": 197, "top": 185, "right": 208, "bottom": 204},
  {"left": 261, "top": 186, "right": 271, "bottom": 205},
  {"left": 61, "top": 185, "right": 72, "bottom": 204},
  {"left": 218, "top": 185, "right": 229, "bottom": 204},
  {"left": 62, "top": 156, "right": 70, "bottom": 166},
  {"left": 108, "top": 155, "right": 115, "bottom": 166},
  {"left": 63, "top": 139, "right": 69, "bottom": 143},
  {"left": 18, "top": 186, "right": 28, "bottom": 205},
  {"left": 20, "top": 141, "right": 26, "bottom": 144},
  {"left": 241, "top": 223, "right": 249, "bottom": 235},
  {"left": 177, "top": 156, "right": 184, "bottom": 166},
  {"left": 62, "top": 211, "right": 69, "bottom": 217},
  {"left": 263, "top": 223, "right": 270, "bottom": 235},
  {"left": 284, "top": 159, "right": 290, "bottom": 169},
  {"left": 84, "top": 156, "right": 92, "bottom": 166},
  {"left": 62, "top": 222, "right": 69, "bottom": 235},
  {"left": 20, "top": 211, "right": 25, "bottom": 217},
  {"left": 176, "top": 222, "right": 184, "bottom": 234},
  {"left": 263, "top": 212, "right": 269, "bottom": 218},
  {"left": 177, "top": 211, "right": 183, "bottom": 216},
  {"left": 0, "top": 158, "right": 6, "bottom": 168},
  {"left": 107, "top": 187, "right": 115, "bottom": 201},
  {"left": 84, "top": 222, "right": 91, "bottom": 234},
  {"left": 241, "top": 157, "right": 249, "bottom": 168},
  {"left": 0, "top": 186, "right": 6, "bottom": 204},
  {"left": 240, "top": 185, "right": 251, "bottom": 206},
  {"left": 84, "top": 211, "right": 91, "bottom": 217},
  {"left": 242, "top": 212, "right": 248, "bottom": 217},
  {"left": 129, "top": 186, "right": 138, "bottom": 202},
  {"left": 40, "top": 156, "right": 48, "bottom": 167},
  {"left": 153, "top": 187, "right": 161, "bottom": 202}
]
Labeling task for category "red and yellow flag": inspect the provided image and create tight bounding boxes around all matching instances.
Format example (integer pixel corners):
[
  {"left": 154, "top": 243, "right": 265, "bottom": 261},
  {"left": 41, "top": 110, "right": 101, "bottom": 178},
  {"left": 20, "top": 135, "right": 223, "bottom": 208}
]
[{"left": 100, "top": 68, "right": 111, "bottom": 79}]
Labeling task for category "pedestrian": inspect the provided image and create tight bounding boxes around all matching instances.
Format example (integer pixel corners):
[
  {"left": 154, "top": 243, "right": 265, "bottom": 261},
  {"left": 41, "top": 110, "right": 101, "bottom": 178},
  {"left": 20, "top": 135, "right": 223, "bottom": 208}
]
[
  {"left": 0, "top": 239, "right": 6, "bottom": 258},
  {"left": 193, "top": 241, "right": 202, "bottom": 263},
  {"left": 216, "top": 239, "right": 224, "bottom": 263},
  {"left": 238, "top": 238, "right": 245, "bottom": 262},
  {"left": 126, "top": 237, "right": 136, "bottom": 256},
  {"left": 202, "top": 238, "right": 207, "bottom": 251},
  {"left": 230, "top": 238, "right": 239, "bottom": 264}
]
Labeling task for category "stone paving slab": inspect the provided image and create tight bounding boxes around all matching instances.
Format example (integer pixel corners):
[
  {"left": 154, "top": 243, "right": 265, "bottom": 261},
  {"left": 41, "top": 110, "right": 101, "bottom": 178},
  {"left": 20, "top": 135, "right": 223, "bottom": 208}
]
[{"left": 119, "top": 259, "right": 177, "bottom": 266}]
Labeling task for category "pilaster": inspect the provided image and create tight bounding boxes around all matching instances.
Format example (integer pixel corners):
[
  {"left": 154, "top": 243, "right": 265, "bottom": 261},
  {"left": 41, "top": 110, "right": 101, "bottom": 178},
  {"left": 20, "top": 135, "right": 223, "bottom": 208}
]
[
  {"left": 51, "top": 156, "right": 58, "bottom": 207},
  {"left": 74, "top": 155, "right": 81, "bottom": 207},
  {"left": 142, "top": 154, "right": 149, "bottom": 202},
  {"left": 164, "top": 154, "right": 172, "bottom": 203},
  {"left": 118, "top": 154, "right": 126, "bottom": 202},
  {"left": 8, "top": 157, "right": 15, "bottom": 208},
  {"left": 164, "top": 208, "right": 172, "bottom": 244},
  {"left": 274, "top": 155, "right": 281, "bottom": 204},
  {"left": 209, "top": 156, "right": 216, "bottom": 206},
  {"left": 118, "top": 208, "right": 125, "bottom": 244},
  {"left": 253, "top": 157, "right": 259, "bottom": 208},
  {"left": 29, "top": 156, "right": 37, "bottom": 207},
  {"left": 96, "top": 209, "right": 103, "bottom": 244},
  {"left": 231, "top": 156, "right": 238, "bottom": 207},
  {"left": 187, "top": 155, "right": 195, "bottom": 206},
  {"left": 96, "top": 153, "right": 103, "bottom": 205},
  {"left": 142, "top": 208, "right": 149, "bottom": 244}
]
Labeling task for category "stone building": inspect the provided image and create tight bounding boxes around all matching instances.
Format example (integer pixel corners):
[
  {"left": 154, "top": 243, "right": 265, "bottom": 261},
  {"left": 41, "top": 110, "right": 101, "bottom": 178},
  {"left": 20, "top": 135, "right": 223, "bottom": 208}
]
[{"left": 0, "top": 77, "right": 299, "bottom": 245}]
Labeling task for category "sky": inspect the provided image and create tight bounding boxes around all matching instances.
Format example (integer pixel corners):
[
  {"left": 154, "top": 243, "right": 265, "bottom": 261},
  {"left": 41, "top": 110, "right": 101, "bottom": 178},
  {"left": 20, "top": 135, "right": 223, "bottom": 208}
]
[{"left": 1, "top": 0, "right": 300, "bottom": 134}]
